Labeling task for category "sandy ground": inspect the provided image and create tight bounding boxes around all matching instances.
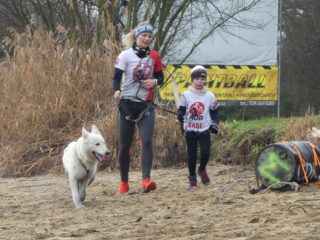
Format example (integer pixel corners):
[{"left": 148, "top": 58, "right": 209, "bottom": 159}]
[{"left": 1, "top": 162, "right": 320, "bottom": 240}]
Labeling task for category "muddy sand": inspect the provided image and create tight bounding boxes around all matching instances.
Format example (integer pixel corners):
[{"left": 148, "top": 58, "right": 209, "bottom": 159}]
[{"left": 1, "top": 163, "right": 320, "bottom": 240}]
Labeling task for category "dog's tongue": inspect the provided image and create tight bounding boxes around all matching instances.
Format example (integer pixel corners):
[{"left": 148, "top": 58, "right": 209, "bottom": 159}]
[
  {"left": 100, "top": 155, "right": 109, "bottom": 164},
  {"left": 94, "top": 152, "right": 109, "bottom": 164}
]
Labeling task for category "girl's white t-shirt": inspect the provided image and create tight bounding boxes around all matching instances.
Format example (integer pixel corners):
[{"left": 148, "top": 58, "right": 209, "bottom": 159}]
[{"left": 180, "top": 89, "right": 219, "bottom": 133}]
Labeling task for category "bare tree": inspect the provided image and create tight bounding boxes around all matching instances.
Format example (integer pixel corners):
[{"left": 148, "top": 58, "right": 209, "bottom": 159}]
[
  {"left": 281, "top": 0, "right": 320, "bottom": 116},
  {"left": 1, "top": 0, "right": 269, "bottom": 56},
  {"left": 0, "top": 0, "right": 100, "bottom": 45},
  {"left": 121, "top": 0, "right": 267, "bottom": 64}
]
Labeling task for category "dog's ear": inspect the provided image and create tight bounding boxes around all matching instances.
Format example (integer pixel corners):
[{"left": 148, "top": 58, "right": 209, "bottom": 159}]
[
  {"left": 91, "top": 125, "right": 101, "bottom": 135},
  {"left": 82, "top": 127, "right": 90, "bottom": 139}
]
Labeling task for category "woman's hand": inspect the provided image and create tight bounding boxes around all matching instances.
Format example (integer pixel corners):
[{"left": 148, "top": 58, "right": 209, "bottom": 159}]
[
  {"left": 114, "top": 90, "right": 121, "bottom": 100},
  {"left": 142, "top": 79, "right": 157, "bottom": 90}
]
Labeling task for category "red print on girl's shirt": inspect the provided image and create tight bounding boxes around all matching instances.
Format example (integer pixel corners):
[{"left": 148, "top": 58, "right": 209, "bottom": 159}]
[{"left": 189, "top": 102, "right": 204, "bottom": 116}]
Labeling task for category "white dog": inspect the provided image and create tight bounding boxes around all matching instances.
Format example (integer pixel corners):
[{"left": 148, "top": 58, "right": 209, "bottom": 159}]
[{"left": 62, "top": 125, "right": 110, "bottom": 208}]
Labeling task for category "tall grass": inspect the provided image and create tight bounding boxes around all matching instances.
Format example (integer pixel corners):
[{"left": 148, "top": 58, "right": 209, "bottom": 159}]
[
  {"left": 280, "top": 108, "right": 320, "bottom": 144},
  {"left": 0, "top": 27, "right": 186, "bottom": 177},
  {"left": 213, "top": 111, "right": 320, "bottom": 166}
]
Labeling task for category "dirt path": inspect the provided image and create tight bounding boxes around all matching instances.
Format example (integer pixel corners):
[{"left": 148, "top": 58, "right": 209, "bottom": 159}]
[{"left": 1, "top": 163, "right": 320, "bottom": 240}]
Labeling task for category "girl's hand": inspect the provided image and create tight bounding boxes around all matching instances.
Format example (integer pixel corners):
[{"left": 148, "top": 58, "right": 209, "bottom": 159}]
[{"left": 142, "top": 79, "right": 157, "bottom": 90}]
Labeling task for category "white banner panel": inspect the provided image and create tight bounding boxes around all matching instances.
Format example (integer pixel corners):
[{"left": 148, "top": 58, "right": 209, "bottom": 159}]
[{"left": 164, "top": 0, "right": 278, "bottom": 66}]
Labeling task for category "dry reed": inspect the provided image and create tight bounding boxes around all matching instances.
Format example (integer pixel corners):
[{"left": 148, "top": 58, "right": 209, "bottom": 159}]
[
  {"left": 281, "top": 108, "right": 320, "bottom": 147},
  {"left": 0, "top": 27, "right": 185, "bottom": 177}
]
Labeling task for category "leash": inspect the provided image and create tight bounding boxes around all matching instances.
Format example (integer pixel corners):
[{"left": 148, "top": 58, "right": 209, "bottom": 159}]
[
  {"left": 126, "top": 100, "right": 154, "bottom": 123},
  {"left": 115, "top": 62, "right": 179, "bottom": 122},
  {"left": 129, "top": 96, "right": 177, "bottom": 116},
  {"left": 114, "top": 95, "right": 177, "bottom": 123},
  {"left": 158, "top": 64, "right": 179, "bottom": 91},
  {"left": 134, "top": 56, "right": 151, "bottom": 99},
  {"left": 155, "top": 104, "right": 177, "bottom": 115}
]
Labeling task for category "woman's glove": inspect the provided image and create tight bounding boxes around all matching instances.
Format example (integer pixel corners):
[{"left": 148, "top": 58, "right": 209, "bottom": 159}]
[{"left": 209, "top": 123, "right": 219, "bottom": 134}]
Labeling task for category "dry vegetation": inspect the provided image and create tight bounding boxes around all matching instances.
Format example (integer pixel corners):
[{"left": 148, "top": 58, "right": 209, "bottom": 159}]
[
  {"left": 213, "top": 109, "right": 320, "bottom": 167},
  {"left": 280, "top": 109, "right": 320, "bottom": 143},
  {"left": 1, "top": 28, "right": 320, "bottom": 178},
  {"left": 0, "top": 28, "right": 185, "bottom": 177}
]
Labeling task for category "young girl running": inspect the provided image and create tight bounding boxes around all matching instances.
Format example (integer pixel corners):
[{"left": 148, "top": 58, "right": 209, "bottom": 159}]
[{"left": 177, "top": 65, "right": 220, "bottom": 190}]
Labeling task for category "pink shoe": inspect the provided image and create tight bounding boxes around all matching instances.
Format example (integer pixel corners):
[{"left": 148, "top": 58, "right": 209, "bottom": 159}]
[
  {"left": 189, "top": 179, "right": 197, "bottom": 191},
  {"left": 198, "top": 167, "right": 210, "bottom": 185}
]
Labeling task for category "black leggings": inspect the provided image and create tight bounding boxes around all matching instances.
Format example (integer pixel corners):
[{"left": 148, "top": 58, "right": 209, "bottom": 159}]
[
  {"left": 118, "top": 109, "right": 155, "bottom": 182},
  {"left": 185, "top": 131, "right": 211, "bottom": 178}
]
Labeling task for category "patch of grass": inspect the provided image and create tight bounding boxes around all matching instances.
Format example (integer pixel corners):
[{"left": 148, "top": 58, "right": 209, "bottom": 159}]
[
  {"left": 214, "top": 112, "right": 320, "bottom": 166},
  {"left": 225, "top": 117, "right": 287, "bottom": 132}
]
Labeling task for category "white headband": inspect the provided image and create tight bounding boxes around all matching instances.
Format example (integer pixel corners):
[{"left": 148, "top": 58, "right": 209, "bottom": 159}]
[{"left": 135, "top": 25, "right": 154, "bottom": 37}]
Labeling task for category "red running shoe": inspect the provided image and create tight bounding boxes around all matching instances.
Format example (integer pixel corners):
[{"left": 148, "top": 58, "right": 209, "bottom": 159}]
[
  {"left": 118, "top": 181, "right": 129, "bottom": 194},
  {"left": 142, "top": 178, "right": 156, "bottom": 192}
]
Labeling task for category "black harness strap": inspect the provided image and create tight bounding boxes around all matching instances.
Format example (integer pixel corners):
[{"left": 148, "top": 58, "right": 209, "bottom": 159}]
[{"left": 129, "top": 96, "right": 177, "bottom": 115}]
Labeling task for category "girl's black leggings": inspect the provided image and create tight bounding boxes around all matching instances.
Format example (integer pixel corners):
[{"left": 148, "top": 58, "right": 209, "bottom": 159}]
[{"left": 185, "top": 130, "right": 211, "bottom": 178}]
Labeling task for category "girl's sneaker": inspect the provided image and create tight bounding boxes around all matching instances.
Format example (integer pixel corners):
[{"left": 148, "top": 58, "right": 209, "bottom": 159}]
[
  {"left": 118, "top": 181, "right": 129, "bottom": 194},
  {"left": 198, "top": 167, "right": 210, "bottom": 185},
  {"left": 142, "top": 178, "right": 157, "bottom": 192},
  {"left": 189, "top": 179, "right": 197, "bottom": 191},
  {"left": 188, "top": 175, "right": 197, "bottom": 191}
]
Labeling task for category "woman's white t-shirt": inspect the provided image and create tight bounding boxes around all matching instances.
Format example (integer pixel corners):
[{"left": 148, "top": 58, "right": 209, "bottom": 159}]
[{"left": 115, "top": 48, "right": 162, "bottom": 101}]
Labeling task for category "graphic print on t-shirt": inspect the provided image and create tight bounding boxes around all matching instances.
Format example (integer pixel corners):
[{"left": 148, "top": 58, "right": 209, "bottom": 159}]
[
  {"left": 133, "top": 61, "right": 153, "bottom": 83},
  {"left": 189, "top": 102, "right": 204, "bottom": 119},
  {"left": 187, "top": 102, "right": 205, "bottom": 130}
]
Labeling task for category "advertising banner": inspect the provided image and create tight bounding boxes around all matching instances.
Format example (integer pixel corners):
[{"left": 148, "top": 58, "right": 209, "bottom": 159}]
[{"left": 159, "top": 64, "right": 278, "bottom": 107}]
